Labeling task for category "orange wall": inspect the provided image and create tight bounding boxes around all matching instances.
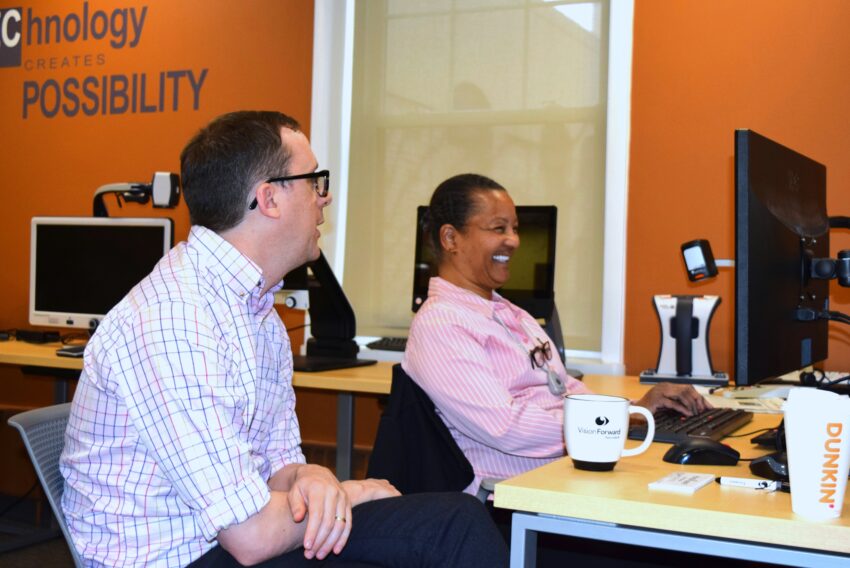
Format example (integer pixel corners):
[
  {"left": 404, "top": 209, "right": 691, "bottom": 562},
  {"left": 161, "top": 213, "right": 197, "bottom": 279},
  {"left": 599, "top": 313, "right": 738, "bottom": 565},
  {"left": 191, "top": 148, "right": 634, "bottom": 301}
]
[
  {"left": 0, "top": 0, "right": 379, "bottom": 455},
  {"left": 626, "top": 1, "right": 850, "bottom": 376},
  {"left": 0, "top": 1, "right": 330, "bottom": 490}
]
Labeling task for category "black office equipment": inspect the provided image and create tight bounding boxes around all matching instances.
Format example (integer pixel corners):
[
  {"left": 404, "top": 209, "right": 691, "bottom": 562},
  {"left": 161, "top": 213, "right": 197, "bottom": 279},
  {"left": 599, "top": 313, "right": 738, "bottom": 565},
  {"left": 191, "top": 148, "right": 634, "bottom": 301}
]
[
  {"left": 751, "top": 429, "right": 780, "bottom": 449},
  {"left": 366, "top": 336, "right": 408, "bottom": 352},
  {"left": 749, "top": 452, "right": 789, "bottom": 481},
  {"left": 734, "top": 130, "right": 830, "bottom": 386},
  {"left": 16, "top": 329, "right": 61, "bottom": 344},
  {"left": 286, "top": 251, "right": 376, "bottom": 372},
  {"left": 29, "top": 217, "right": 173, "bottom": 330},
  {"left": 662, "top": 438, "right": 741, "bottom": 466},
  {"left": 628, "top": 408, "right": 753, "bottom": 444},
  {"left": 56, "top": 345, "right": 85, "bottom": 358}
]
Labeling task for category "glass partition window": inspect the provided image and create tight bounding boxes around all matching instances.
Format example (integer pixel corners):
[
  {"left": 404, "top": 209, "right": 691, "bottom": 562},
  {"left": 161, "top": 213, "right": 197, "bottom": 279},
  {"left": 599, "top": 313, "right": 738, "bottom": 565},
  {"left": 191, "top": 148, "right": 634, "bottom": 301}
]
[{"left": 344, "top": 0, "right": 609, "bottom": 352}]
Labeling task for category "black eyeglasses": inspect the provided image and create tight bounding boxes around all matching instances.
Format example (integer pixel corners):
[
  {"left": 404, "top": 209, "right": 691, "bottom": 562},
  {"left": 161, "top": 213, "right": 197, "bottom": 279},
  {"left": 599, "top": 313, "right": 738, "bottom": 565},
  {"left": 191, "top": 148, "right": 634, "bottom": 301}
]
[
  {"left": 248, "top": 169, "right": 330, "bottom": 210},
  {"left": 529, "top": 339, "right": 553, "bottom": 369}
]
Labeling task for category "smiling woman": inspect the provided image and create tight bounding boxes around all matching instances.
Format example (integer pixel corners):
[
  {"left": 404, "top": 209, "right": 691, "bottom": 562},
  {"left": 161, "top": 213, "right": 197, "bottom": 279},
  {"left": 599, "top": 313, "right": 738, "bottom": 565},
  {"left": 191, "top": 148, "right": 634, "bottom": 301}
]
[
  {"left": 401, "top": 172, "right": 709, "bottom": 496},
  {"left": 426, "top": 174, "right": 518, "bottom": 299}
]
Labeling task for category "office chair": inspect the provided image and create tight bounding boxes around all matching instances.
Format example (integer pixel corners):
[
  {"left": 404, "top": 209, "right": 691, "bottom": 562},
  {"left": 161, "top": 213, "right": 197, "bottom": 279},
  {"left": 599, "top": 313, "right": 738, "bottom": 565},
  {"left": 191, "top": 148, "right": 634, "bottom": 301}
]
[
  {"left": 367, "top": 364, "right": 498, "bottom": 501},
  {"left": 8, "top": 403, "right": 83, "bottom": 567}
]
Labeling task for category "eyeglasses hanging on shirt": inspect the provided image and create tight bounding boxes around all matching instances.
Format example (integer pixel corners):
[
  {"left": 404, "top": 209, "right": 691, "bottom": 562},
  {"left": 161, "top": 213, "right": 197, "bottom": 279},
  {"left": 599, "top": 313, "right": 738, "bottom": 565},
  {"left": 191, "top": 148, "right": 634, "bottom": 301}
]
[{"left": 494, "top": 315, "right": 566, "bottom": 396}]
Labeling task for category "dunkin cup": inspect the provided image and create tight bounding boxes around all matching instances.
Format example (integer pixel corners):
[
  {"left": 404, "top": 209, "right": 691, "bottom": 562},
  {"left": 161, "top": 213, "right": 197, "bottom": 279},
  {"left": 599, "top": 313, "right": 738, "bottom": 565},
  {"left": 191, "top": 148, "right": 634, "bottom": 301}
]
[
  {"left": 784, "top": 388, "right": 850, "bottom": 520},
  {"left": 564, "top": 394, "right": 655, "bottom": 471}
]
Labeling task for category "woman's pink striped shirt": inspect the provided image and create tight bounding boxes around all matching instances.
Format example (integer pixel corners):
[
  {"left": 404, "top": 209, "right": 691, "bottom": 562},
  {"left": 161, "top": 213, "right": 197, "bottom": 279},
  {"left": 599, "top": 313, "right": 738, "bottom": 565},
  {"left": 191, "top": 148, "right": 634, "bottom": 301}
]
[{"left": 403, "top": 277, "right": 591, "bottom": 494}]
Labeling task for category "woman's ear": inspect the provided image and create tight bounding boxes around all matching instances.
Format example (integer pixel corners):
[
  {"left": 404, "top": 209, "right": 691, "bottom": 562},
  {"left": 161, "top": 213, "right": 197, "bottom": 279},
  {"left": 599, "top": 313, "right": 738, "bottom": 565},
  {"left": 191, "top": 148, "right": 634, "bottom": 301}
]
[{"left": 439, "top": 224, "right": 457, "bottom": 254}]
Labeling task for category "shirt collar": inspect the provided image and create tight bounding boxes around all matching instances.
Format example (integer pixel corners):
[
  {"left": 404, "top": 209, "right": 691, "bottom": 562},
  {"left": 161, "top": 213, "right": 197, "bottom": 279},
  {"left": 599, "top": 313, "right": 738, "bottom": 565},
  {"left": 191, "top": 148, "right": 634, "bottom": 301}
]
[
  {"left": 427, "top": 276, "right": 514, "bottom": 318},
  {"left": 188, "top": 226, "right": 282, "bottom": 314}
]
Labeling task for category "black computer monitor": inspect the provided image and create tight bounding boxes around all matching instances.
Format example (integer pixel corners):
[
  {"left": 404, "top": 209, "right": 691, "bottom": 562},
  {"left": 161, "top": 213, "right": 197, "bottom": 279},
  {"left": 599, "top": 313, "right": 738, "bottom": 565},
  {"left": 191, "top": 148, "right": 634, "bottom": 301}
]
[
  {"left": 734, "top": 129, "right": 830, "bottom": 386},
  {"left": 29, "top": 216, "right": 173, "bottom": 330},
  {"left": 412, "top": 205, "right": 557, "bottom": 318}
]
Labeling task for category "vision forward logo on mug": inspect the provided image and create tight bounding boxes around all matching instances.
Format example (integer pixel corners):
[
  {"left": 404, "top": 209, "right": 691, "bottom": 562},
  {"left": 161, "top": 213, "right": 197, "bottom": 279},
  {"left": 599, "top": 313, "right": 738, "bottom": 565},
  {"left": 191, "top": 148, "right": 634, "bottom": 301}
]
[{"left": 564, "top": 394, "right": 655, "bottom": 471}]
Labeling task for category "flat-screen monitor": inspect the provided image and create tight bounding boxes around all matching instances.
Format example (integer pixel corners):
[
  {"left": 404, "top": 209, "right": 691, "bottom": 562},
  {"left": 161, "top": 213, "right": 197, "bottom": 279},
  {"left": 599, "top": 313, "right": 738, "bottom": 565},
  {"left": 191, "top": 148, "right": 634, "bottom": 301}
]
[
  {"left": 412, "top": 205, "right": 557, "bottom": 319},
  {"left": 30, "top": 216, "right": 173, "bottom": 330},
  {"left": 734, "top": 129, "right": 829, "bottom": 386}
]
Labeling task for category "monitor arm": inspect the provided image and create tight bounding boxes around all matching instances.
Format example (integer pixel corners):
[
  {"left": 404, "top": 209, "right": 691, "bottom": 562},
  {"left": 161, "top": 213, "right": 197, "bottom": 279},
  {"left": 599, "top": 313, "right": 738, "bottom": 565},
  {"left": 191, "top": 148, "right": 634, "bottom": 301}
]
[{"left": 809, "top": 216, "right": 850, "bottom": 287}]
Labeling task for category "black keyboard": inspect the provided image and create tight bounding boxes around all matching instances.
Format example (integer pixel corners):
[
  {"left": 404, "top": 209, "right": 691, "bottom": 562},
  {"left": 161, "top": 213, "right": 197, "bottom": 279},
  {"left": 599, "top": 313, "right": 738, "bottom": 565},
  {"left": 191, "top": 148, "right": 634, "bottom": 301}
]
[
  {"left": 628, "top": 408, "right": 753, "bottom": 444},
  {"left": 366, "top": 336, "right": 408, "bottom": 352}
]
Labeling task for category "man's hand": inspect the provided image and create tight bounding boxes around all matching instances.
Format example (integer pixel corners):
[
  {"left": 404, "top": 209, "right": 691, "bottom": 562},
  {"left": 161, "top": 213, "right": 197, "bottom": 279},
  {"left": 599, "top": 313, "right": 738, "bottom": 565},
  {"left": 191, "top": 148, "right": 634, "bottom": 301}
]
[
  {"left": 341, "top": 478, "right": 401, "bottom": 507},
  {"left": 635, "top": 382, "right": 711, "bottom": 416},
  {"left": 287, "top": 464, "right": 352, "bottom": 560}
]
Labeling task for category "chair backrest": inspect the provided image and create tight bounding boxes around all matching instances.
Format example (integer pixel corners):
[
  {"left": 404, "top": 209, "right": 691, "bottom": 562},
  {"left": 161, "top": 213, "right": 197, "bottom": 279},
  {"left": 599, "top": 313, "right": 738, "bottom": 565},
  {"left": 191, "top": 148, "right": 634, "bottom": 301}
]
[
  {"left": 367, "top": 364, "right": 475, "bottom": 495},
  {"left": 8, "top": 403, "right": 82, "bottom": 567}
]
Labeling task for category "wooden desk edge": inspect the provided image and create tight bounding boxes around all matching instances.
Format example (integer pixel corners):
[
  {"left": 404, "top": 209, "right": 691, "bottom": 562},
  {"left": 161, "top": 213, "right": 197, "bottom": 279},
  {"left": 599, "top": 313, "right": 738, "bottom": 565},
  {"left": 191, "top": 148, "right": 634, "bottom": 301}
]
[
  {"left": 495, "top": 478, "right": 850, "bottom": 555},
  {"left": 0, "top": 340, "right": 394, "bottom": 394}
]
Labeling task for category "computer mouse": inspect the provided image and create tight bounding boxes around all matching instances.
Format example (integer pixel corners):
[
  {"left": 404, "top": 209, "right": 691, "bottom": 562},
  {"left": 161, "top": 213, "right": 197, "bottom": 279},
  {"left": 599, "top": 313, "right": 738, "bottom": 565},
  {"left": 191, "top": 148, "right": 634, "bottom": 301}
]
[{"left": 662, "top": 438, "right": 741, "bottom": 466}]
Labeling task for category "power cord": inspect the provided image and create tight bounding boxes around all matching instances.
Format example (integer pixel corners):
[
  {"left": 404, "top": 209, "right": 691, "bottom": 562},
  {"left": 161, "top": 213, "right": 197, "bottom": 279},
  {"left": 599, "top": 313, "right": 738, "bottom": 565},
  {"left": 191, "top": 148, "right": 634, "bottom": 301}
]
[
  {"left": 799, "top": 369, "right": 850, "bottom": 389},
  {"left": 796, "top": 308, "right": 850, "bottom": 325},
  {"left": 724, "top": 427, "right": 776, "bottom": 439}
]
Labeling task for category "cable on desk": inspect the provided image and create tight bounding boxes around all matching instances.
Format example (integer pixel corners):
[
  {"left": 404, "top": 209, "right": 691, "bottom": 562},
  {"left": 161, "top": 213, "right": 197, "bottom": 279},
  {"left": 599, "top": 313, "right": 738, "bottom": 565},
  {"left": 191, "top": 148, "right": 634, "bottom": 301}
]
[
  {"left": 724, "top": 427, "right": 776, "bottom": 439},
  {"left": 800, "top": 369, "right": 850, "bottom": 389},
  {"left": 61, "top": 332, "right": 90, "bottom": 345}
]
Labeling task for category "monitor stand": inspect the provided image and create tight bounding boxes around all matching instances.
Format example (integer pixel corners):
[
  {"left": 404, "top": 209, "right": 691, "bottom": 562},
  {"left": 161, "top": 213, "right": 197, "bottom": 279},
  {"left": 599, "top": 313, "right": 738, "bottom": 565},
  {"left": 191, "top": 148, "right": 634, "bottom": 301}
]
[
  {"left": 292, "top": 355, "right": 376, "bottom": 373},
  {"left": 291, "top": 251, "right": 376, "bottom": 373}
]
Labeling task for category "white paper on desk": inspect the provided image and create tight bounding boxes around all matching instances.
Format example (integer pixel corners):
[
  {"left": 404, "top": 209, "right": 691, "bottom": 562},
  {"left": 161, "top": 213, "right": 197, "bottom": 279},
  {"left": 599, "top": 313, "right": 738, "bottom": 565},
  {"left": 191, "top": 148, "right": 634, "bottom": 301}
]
[
  {"left": 648, "top": 472, "right": 715, "bottom": 495},
  {"left": 694, "top": 388, "right": 784, "bottom": 414}
]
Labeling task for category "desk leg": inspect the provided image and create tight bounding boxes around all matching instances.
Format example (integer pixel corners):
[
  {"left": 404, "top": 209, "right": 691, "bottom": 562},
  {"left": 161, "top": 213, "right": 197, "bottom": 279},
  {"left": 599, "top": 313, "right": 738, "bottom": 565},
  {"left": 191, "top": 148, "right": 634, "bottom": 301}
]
[
  {"left": 336, "top": 393, "right": 354, "bottom": 481},
  {"left": 510, "top": 512, "right": 538, "bottom": 568},
  {"left": 54, "top": 379, "right": 68, "bottom": 404}
]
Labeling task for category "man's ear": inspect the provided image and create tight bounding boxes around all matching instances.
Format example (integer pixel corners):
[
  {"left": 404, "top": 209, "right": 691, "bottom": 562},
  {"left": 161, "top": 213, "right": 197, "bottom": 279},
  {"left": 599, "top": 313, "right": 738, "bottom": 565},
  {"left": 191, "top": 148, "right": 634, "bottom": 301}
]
[
  {"left": 254, "top": 182, "right": 282, "bottom": 219},
  {"left": 439, "top": 224, "right": 457, "bottom": 253}
]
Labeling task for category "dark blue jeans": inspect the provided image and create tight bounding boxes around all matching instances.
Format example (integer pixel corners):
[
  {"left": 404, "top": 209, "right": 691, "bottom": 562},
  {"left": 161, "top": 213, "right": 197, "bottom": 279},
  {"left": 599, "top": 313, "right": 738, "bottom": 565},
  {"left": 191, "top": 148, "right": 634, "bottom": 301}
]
[{"left": 189, "top": 492, "right": 508, "bottom": 567}]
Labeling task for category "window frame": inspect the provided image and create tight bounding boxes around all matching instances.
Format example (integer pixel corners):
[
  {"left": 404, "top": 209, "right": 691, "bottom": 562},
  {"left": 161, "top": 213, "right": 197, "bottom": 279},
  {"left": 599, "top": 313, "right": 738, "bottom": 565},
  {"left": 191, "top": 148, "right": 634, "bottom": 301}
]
[{"left": 309, "top": 0, "right": 632, "bottom": 375}]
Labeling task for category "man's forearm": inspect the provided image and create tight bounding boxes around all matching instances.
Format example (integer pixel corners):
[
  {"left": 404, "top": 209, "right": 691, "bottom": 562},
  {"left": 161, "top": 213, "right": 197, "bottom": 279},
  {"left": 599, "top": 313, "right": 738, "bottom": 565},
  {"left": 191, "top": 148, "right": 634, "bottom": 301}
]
[
  {"left": 217, "top": 490, "right": 305, "bottom": 565},
  {"left": 268, "top": 462, "right": 304, "bottom": 492}
]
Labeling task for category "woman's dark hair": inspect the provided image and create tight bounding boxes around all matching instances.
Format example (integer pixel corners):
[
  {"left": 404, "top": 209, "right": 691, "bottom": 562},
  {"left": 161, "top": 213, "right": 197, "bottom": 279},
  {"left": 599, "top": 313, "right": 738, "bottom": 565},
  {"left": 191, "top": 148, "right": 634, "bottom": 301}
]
[
  {"left": 180, "top": 110, "right": 301, "bottom": 232},
  {"left": 424, "top": 173, "right": 506, "bottom": 261}
]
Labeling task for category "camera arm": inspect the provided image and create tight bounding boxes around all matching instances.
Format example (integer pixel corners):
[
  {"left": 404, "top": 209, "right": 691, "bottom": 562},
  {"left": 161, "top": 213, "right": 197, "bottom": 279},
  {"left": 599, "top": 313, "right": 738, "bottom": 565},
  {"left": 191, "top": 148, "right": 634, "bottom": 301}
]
[{"left": 93, "top": 172, "right": 180, "bottom": 217}]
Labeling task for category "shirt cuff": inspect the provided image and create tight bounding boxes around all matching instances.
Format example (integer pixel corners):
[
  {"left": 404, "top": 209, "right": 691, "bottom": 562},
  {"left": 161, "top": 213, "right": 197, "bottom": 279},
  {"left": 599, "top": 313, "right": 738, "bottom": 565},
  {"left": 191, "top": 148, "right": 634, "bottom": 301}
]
[
  {"left": 268, "top": 448, "right": 307, "bottom": 478},
  {"left": 195, "top": 473, "right": 271, "bottom": 541}
]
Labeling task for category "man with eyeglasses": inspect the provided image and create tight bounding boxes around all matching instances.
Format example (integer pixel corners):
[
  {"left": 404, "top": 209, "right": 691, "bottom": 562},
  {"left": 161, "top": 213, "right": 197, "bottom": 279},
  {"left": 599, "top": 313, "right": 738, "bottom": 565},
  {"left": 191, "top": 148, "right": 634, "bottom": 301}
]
[{"left": 61, "top": 111, "right": 507, "bottom": 567}]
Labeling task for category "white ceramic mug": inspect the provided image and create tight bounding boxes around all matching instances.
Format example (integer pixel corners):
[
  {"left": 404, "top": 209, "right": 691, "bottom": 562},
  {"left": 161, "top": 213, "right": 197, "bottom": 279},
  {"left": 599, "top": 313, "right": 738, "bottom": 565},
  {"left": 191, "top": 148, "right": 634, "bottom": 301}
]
[{"left": 564, "top": 394, "right": 655, "bottom": 471}]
